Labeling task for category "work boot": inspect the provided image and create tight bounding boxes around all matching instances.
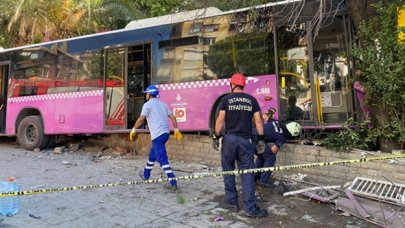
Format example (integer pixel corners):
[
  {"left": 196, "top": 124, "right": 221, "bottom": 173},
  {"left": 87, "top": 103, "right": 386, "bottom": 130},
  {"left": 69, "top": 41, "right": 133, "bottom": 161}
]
[
  {"left": 219, "top": 203, "right": 239, "bottom": 213},
  {"left": 164, "top": 183, "right": 178, "bottom": 191},
  {"left": 259, "top": 182, "right": 276, "bottom": 188},
  {"left": 245, "top": 206, "right": 268, "bottom": 218},
  {"left": 138, "top": 170, "right": 146, "bottom": 181}
]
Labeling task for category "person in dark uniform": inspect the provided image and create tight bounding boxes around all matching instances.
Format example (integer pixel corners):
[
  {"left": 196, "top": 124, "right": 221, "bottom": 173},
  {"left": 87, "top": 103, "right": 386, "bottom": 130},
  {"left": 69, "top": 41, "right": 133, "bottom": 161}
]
[
  {"left": 212, "top": 73, "right": 268, "bottom": 218},
  {"left": 286, "top": 95, "right": 304, "bottom": 121},
  {"left": 254, "top": 108, "right": 302, "bottom": 187}
]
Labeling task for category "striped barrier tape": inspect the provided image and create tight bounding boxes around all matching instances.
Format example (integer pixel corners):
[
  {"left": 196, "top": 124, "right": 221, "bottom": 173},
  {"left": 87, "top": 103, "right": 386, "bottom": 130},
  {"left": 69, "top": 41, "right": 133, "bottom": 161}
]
[{"left": 1, "top": 153, "right": 405, "bottom": 198}]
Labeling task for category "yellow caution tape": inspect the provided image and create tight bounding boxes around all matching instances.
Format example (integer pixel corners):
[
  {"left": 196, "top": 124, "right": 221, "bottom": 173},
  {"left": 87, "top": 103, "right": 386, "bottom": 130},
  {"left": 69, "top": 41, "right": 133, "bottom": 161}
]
[{"left": 1, "top": 153, "right": 404, "bottom": 198}]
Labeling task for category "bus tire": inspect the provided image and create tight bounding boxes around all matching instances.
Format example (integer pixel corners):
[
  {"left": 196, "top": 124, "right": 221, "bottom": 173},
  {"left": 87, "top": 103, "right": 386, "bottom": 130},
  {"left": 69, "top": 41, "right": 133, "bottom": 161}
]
[
  {"left": 17, "top": 116, "right": 49, "bottom": 150},
  {"left": 45, "top": 135, "right": 57, "bottom": 149}
]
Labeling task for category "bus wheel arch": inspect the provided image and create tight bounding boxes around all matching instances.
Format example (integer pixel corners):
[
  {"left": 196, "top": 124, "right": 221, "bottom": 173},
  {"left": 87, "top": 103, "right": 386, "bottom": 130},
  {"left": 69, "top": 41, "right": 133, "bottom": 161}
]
[
  {"left": 209, "top": 95, "right": 228, "bottom": 130},
  {"left": 16, "top": 109, "right": 49, "bottom": 150}
]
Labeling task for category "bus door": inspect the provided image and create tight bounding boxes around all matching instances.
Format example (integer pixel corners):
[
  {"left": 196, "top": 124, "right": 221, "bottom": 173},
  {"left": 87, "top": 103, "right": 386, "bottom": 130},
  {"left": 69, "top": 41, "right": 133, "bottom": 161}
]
[
  {"left": 126, "top": 44, "right": 151, "bottom": 129},
  {"left": 0, "top": 63, "right": 9, "bottom": 133},
  {"left": 277, "top": 23, "right": 314, "bottom": 124},
  {"left": 104, "top": 47, "right": 127, "bottom": 129},
  {"left": 311, "top": 16, "right": 352, "bottom": 125}
]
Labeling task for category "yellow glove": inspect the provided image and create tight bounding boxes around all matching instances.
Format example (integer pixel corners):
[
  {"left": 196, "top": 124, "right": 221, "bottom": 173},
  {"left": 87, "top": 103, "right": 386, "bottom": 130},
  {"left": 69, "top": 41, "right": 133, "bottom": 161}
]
[
  {"left": 129, "top": 128, "right": 137, "bottom": 141},
  {"left": 174, "top": 128, "right": 182, "bottom": 140}
]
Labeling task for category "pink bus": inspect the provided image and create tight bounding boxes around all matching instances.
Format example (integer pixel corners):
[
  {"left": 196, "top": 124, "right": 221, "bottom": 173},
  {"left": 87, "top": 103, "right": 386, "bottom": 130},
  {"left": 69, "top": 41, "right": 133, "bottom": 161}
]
[{"left": 0, "top": 1, "right": 360, "bottom": 150}]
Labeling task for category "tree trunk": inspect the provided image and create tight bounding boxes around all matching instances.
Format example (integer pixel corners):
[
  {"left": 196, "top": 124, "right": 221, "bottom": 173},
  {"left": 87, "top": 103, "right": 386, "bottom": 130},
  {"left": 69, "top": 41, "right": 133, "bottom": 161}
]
[{"left": 346, "top": 0, "right": 378, "bottom": 45}]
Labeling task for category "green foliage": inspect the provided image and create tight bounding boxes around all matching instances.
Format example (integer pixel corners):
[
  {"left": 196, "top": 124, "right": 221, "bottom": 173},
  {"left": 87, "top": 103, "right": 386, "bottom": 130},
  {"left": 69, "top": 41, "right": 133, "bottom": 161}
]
[
  {"left": 182, "top": 0, "right": 271, "bottom": 11},
  {"left": 176, "top": 194, "right": 186, "bottom": 204},
  {"left": 205, "top": 33, "right": 274, "bottom": 78},
  {"left": 0, "top": 0, "right": 143, "bottom": 47},
  {"left": 96, "top": 0, "right": 144, "bottom": 30},
  {"left": 137, "top": 0, "right": 183, "bottom": 17},
  {"left": 352, "top": 0, "right": 405, "bottom": 144},
  {"left": 322, "top": 118, "right": 379, "bottom": 152}
]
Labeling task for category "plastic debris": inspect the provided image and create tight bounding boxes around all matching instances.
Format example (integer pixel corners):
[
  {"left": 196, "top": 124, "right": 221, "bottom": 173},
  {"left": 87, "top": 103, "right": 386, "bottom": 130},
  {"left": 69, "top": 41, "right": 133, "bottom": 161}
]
[
  {"left": 340, "top": 212, "right": 351, "bottom": 217},
  {"left": 62, "top": 161, "right": 71, "bottom": 165},
  {"left": 214, "top": 216, "right": 224, "bottom": 222},
  {"left": 30, "top": 185, "right": 44, "bottom": 189},
  {"left": 29, "top": 214, "right": 41, "bottom": 219}
]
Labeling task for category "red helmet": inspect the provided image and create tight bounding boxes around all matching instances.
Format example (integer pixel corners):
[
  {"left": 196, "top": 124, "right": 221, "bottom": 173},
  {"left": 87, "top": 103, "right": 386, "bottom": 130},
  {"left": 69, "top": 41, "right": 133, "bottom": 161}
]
[{"left": 230, "top": 73, "right": 246, "bottom": 87}]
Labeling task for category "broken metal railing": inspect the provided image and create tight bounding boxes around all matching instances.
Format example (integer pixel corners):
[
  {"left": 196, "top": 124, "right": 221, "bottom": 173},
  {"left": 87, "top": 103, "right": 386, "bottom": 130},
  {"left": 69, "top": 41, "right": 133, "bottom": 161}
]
[{"left": 348, "top": 177, "right": 405, "bottom": 205}]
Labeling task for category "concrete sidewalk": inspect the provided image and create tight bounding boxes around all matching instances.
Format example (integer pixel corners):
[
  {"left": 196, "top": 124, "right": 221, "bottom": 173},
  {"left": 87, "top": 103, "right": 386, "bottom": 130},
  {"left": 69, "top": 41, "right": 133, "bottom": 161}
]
[{"left": 0, "top": 141, "right": 384, "bottom": 227}]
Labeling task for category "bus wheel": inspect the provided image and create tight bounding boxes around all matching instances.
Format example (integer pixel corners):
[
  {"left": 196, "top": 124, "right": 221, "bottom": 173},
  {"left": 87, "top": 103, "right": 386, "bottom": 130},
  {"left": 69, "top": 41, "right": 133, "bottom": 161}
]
[
  {"left": 17, "top": 116, "right": 49, "bottom": 150},
  {"left": 210, "top": 102, "right": 226, "bottom": 132},
  {"left": 45, "top": 135, "right": 57, "bottom": 149}
]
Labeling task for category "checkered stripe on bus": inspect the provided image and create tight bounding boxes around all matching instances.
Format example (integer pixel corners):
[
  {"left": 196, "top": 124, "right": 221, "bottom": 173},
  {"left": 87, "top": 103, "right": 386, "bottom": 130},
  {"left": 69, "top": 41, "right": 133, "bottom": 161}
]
[
  {"left": 158, "top": 79, "right": 231, "bottom": 91},
  {"left": 8, "top": 90, "right": 104, "bottom": 103}
]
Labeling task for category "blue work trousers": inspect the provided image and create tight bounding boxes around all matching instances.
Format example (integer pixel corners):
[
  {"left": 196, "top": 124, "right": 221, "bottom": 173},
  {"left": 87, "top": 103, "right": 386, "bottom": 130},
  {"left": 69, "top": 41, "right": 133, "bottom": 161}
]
[
  {"left": 255, "top": 145, "right": 277, "bottom": 184},
  {"left": 143, "top": 133, "right": 177, "bottom": 186},
  {"left": 221, "top": 134, "right": 256, "bottom": 212}
]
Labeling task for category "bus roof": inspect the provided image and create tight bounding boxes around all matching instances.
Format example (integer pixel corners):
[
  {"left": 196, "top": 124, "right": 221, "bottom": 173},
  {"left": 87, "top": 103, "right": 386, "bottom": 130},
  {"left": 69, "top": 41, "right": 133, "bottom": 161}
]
[
  {"left": 0, "top": 0, "right": 303, "bottom": 54},
  {"left": 125, "top": 7, "right": 223, "bottom": 30},
  {"left": 125, "top": 0, "right": 304, "bottom": 30}
]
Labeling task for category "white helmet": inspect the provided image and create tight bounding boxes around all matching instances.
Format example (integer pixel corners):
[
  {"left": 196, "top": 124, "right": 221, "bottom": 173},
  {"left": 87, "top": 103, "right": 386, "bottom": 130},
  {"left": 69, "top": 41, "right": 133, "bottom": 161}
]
[{"left": 286, "top": 122, "right": 302, "bottom": 137}]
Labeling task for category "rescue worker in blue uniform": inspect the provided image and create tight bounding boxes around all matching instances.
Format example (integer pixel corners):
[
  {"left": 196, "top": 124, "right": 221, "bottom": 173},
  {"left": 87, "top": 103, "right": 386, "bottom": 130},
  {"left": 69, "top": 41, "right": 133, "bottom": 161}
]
[
  {"left": 130, "top": 85, "right": 182, "bottom": 190},
  {"left": 254, "top": 108, "right": 302, "bottom": 187},
  {"left": 212, "top": 73, "right": 268, "bottom": 218}
]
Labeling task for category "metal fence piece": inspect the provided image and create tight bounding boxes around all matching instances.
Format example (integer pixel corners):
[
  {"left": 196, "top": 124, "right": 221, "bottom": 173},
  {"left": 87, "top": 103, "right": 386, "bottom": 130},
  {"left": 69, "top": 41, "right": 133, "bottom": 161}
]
[{"left": 348, "top": 177, "right": 405, "bottom": 205}]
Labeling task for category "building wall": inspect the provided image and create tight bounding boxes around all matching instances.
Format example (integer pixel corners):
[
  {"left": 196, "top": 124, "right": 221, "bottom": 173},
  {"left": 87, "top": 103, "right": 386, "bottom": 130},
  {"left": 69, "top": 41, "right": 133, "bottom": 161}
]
[{"left": 101, "top": 133, "right": 405, "bottom": 185}]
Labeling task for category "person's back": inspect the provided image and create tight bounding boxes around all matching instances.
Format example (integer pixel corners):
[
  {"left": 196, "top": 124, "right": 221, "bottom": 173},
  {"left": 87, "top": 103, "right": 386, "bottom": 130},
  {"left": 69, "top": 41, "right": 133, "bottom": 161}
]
[
  {"left": 221, "top": 93, "right": 258, "bottom": 138},
  {"left": 263, "top": 118, "right": 286, "bottom": 147},
  {"left": 142, "top": 98, "right": 170, "bottom": 140}
]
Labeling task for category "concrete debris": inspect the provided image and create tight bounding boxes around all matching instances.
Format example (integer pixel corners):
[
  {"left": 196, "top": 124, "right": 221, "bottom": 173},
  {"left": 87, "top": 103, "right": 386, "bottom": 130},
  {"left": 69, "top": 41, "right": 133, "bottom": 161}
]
[
  {"left": 276, "top": 180, "right": 293, "bottom": 194},
  {"left": 340, "top": 212, "right": 351, "bottom": 217},
  {"left": 34, "top": 148, "right": 41, "bottom": 152},
  {"left": 267, "top": 204, "right": 288, "bottom": 216},
  {"left": 90, "top": 150, "right": 104, "bottom": 162},
  {"left": 282, "top": 173, "right": 307, "bottom": 185},
  {"left": 112, "top": 147, "right": 130, "bottom": 156},
  {"left": 392, "top": 150, "right": 405, "bottom": 155},
  {"left": 343, "top": 182, "right": 351, "bottom": 189},
  {"left": 62, "top": 161, "right": 71, "bottom": 165},
  {"left": 388, "top": 159, "right": 398, "bottom": 164},
  {"left": 68, "top": 143, "right": 81, "bottom": 152},
  {"left": 301, "top": 214, "right": 318, "bottom": 223},
  {"left": 192, "top": 172, "right": 211, "bottom": 176},
  {"left": 54, "top": 147, "right": 64, "bottom": 154}
]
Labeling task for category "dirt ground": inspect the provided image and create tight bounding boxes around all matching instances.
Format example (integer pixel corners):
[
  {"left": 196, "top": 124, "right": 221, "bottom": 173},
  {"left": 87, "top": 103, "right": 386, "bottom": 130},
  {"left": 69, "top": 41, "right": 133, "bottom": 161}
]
[{"left": 0, "top": 137, "right": 401, "bottom": 227}]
